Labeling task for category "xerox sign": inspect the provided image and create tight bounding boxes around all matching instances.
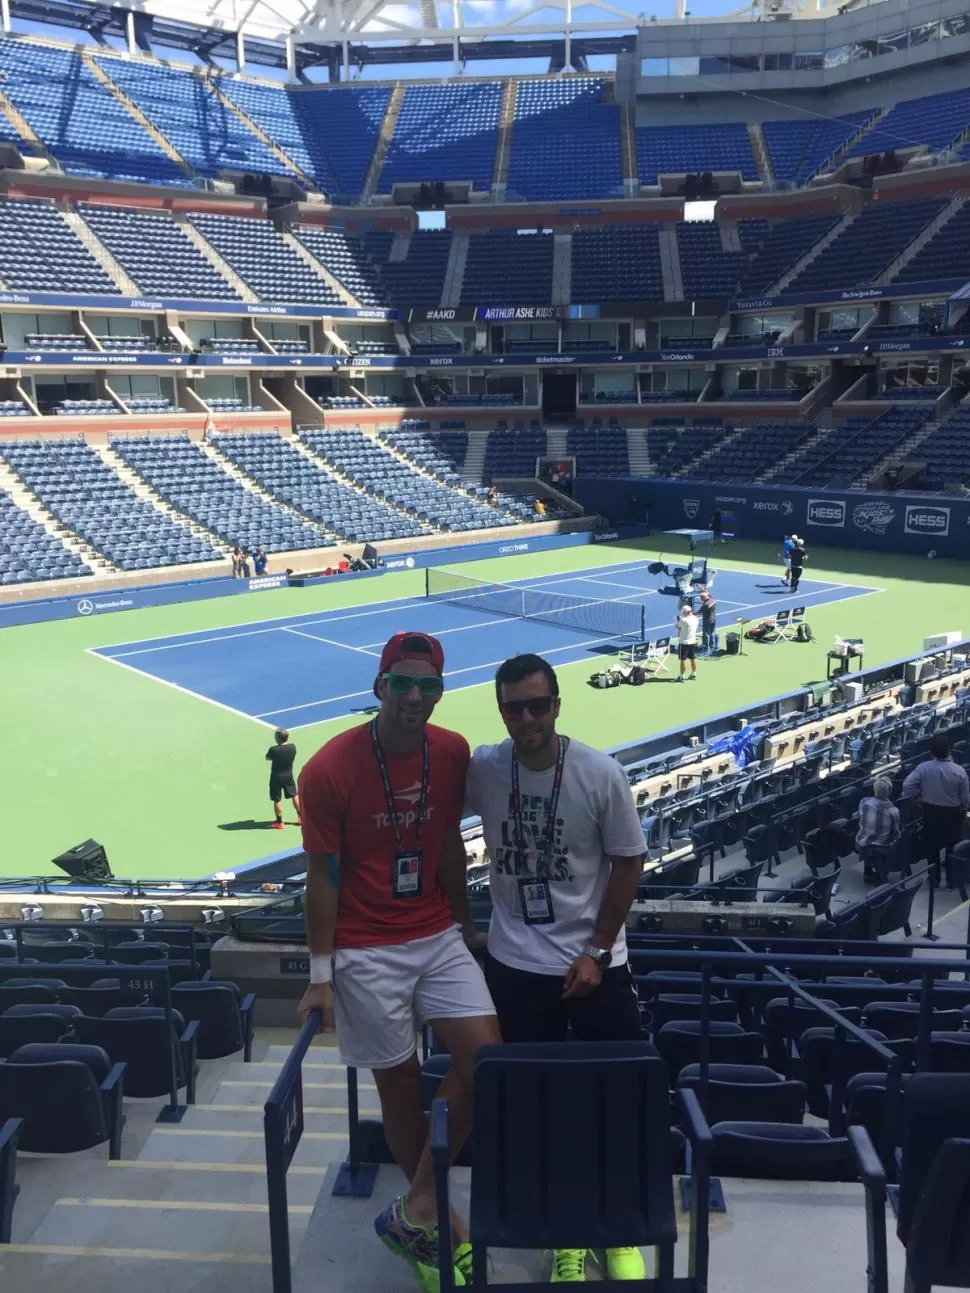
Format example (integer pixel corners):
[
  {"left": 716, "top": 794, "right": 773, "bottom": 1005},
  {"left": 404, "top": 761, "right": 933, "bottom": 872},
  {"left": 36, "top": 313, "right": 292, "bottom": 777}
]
[
  {"left": 904, "top": 505, "right": 950, "bottom": 537},
  {"left": 806, "top": 499, "right": 846, "bottom": 528}
]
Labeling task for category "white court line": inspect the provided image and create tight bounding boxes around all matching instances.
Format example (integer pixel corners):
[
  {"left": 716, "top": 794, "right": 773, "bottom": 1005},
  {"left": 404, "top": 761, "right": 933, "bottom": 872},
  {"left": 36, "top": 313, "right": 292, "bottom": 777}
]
[
  {"left": 255, "top": 628, "right": 627, "bottom": 722},
  {"left": 86, "top": 649, "right": 276, "bottom": 729},
  {"left": 281, "top": 628, "right": 379, "bottom": 657}
]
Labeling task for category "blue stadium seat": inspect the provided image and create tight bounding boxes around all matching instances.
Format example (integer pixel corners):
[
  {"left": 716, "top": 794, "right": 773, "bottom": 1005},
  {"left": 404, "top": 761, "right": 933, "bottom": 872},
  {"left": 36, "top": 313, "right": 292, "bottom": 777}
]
[
  {"left": 380, "top": 82, "right": 502, "bottom": 193},
  {"left": 507, "top": 78, "right": 622, "bottom": 201}
]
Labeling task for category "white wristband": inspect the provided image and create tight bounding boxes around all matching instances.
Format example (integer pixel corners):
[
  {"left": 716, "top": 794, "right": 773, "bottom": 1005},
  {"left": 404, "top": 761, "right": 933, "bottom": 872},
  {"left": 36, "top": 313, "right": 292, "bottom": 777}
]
[{"left": 309, "top": 955, "right": 332, "bottom": 985}]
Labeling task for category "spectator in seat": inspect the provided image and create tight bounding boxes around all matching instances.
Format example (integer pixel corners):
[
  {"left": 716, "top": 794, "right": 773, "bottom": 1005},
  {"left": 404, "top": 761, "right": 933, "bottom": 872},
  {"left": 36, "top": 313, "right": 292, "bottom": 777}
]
[
  {"left": 253, "top": 546, "right": 267, "bottom": 576},
  {"left": 902, "top": 735, "right": 970, "bottom": 888},
  {"left": 855, "top": 776, "right": 901, "bottom": 881},
  {"left": 266, "top": 727, "right": 300, "bottom": 829},
  {"left": 487, "top": 484, "right": 498, "bottom": 505},
  {"left": 465, "top": 652, "right": 647, "bottom": 1285},
  {"left": 534, "top": 497, "right": 547, "bottom": 519},
  {"left": 297, "top": 632, "right": 498, "bottom": 1289}
]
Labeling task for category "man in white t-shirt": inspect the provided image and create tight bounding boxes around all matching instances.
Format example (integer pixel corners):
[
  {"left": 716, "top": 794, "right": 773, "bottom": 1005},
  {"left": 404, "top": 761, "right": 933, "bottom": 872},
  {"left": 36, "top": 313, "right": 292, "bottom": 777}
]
[
  {"left": 466, "top": 652, "right": 647, "bottom": 1286},
  {"left": 675, "top": 604, "right": 699, "bottom": 682}
]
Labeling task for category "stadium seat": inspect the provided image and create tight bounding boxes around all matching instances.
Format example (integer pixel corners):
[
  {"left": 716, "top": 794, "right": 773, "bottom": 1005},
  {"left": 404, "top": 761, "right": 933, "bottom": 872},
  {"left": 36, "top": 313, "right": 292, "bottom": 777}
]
[
  {"left": 0, "top": 1116, "right": 20, "bottom": 1243},
  {"left": 432, "top": 1041, "right": 712, "bottom": 1289},
  {"left": 75, "top": 1007, "right": 198, "bottom": 1102},
  {"left": 0, "top": 1010, "right": 73, "bottom": 1055},
  {"left": 709, "top": 1122, "right": 856, "bottom": 1181},
  {"left": 171, "top": 981, "right": 255, "bottom": 1060},
  {"left": 0, "top": 1042, "right": 125, "bottom": 1158}
]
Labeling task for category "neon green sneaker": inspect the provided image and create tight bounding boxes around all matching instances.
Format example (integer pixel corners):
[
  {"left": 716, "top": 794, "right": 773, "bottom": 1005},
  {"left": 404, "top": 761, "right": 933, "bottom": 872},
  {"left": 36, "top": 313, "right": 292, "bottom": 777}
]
[
  {"left": 374, "top": 1195, "right": 466, "bottom": 1291},
  {"left": 454, "top": 1241, "right": 474, "bottom": 1285},
  {"left": 550, "top": 1248, "right": 588, "bottom": 1282},
  {"left": 605, "top": 1247, "right": 646, "bottom": 1280}
]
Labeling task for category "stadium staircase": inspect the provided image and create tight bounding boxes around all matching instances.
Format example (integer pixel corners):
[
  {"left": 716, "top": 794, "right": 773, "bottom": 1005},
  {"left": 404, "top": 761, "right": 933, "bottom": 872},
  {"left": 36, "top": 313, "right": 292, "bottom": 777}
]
[
  {"left": 625, "top": 428, "right": 653, "bottom": 475},
  {"left": 203, "top": 72, "right": 312, "bottom": 188},
  {"left": 173, "top": 215, "right": 258, "bottom": 303},
  {"left": 880, "top": 195, "right": 968, "bottom": 283},
  {"left": 820, "top": 107, "right": 889, "bottom": 174},
  {"left": 202, "top": 439, "right": 331, "bottom": 530},
  {"left": 294, "top": 434, "right": 447, "bottom": 531},
  {"left": 460, "top": 429, "right": 489, "bottom": 483},
  {"left": 867, "top": 415, "right": 941, "bottom": 482},
  {"left": 82, "top": 52, "right": 196, "bottom": 181},
  {"left": 658, "top": 227, "right": 683, "bottom": 302},
  {"left": 620, "top": 100, "right": 639, "bottom": 194},
  {"left": 62, "top": 209, "right": 140, "bottom": 297},
  {"left": 0, "top": 87, "right": 52, "bottom": 163},
  {"left": 768, "top": 210, "right": 856, "bottom": 295},
  {"left": 0, "top": 1036, "right": 353, "bottom": 1292},
  {"left": 96, "top": 443, "right": 231, "bottom": 554},
  {"left": 748, "top": 123, "right": 774, "bottom": 185},
  {"left": 761, "top": 424, "right": 835, "bottom": 482},
  {"left": 546, "top": 426, "right": 568, "bottom": 459},
  {"left": 0, "top": 456, "right": 109, "bottom": 571},
  {"left": 280, "top": 231, "right": 359, "bottom": 308},
  {"left": 490, "top": 80, "right": 517, "bottom": 199},
  {"left": 440, "top": 232, "right": 470, "bottom": 308},
  {"left": 359, "top": 83, "right": 404, "bottom": 205},
  {"left": 551, "top": 233, "right": 572, "bottom": 305}
]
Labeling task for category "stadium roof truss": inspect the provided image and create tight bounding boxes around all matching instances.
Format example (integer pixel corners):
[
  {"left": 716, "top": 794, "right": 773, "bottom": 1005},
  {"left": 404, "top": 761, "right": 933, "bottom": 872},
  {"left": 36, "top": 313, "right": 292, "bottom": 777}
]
[{"left": 30, "top": 0, "right": 641, "bottom": 72}]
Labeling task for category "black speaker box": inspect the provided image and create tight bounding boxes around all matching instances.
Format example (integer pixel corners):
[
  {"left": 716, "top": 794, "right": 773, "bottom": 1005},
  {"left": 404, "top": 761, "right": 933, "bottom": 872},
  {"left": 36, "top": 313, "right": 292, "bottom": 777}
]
[{"left": 52, "top": 839, "right": 112, "bottom": 881}]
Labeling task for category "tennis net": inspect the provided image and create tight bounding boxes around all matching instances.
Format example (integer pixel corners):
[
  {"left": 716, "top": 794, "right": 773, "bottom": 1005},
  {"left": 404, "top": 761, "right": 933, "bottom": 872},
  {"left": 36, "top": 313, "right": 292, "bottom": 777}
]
[{"left": 425, "top": 567, "right": 645, "bottom": 641}]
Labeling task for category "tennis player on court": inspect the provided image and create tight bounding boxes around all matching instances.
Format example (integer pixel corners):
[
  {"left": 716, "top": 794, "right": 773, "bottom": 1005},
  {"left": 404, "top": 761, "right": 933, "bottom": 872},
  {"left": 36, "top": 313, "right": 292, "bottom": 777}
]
[
  {"left": 297, "top": 631, "right": 498, "bottom": 1291},
  {"left": 266, "top": 728, "right": 300, "bottom": 829}
]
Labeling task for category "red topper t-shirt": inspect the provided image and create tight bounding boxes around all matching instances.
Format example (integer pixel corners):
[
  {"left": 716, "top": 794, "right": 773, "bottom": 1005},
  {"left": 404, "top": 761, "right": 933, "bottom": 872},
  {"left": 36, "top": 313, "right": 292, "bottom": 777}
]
[{"left": 298, "top": 721, "right": 470, "bottom": 950}]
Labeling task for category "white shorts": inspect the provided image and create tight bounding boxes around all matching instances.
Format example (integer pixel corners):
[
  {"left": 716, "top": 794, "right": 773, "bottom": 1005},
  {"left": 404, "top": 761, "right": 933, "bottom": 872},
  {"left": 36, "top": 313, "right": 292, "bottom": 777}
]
[
  {"left": 332, "top": 925, "right": 496, "bottom": 1070},
  {"left": 783, "top": 556, "right": 792, "bottom": 569}
]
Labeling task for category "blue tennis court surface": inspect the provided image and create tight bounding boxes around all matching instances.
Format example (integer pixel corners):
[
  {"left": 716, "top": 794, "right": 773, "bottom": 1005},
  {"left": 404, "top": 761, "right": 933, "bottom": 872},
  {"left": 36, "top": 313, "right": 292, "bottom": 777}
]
[{"left": 90, "top": 560, "right": 881, "bottom": 730}]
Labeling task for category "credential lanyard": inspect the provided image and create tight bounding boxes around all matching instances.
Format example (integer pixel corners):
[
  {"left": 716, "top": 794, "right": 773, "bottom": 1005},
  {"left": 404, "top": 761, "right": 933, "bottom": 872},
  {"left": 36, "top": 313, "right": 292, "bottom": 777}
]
[
  {"left": 511, "top": 735, "right": 568, "bottom": 875},
  {"left": 370, "top": 719, "right": 430, "bottom": 852}
]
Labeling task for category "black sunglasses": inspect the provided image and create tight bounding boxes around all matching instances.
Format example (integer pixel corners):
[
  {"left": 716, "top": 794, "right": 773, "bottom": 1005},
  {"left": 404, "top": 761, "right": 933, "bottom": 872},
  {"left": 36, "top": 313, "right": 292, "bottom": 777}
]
[{"left": 499, "top": 695, "right": 556, "bottom": 719}]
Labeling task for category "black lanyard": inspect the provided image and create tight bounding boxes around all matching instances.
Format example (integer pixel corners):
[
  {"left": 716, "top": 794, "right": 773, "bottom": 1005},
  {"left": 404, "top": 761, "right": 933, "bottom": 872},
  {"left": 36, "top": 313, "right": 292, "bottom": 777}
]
[
  {"left": 370, "top": 719, "right": 430, "bottom": 852},
  {"left": 511, "top": 736, "right": 568, "bottom": 875}
]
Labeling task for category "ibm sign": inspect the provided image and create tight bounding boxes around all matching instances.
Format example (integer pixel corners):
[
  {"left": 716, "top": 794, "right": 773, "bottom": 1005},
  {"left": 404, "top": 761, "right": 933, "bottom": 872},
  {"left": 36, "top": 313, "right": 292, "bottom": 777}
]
[
  {"left": 806, "top": 499, "right": 846, "bottom": 528},
  {"left": 904, "top": 505, "right": 950, "bottom": 537}
]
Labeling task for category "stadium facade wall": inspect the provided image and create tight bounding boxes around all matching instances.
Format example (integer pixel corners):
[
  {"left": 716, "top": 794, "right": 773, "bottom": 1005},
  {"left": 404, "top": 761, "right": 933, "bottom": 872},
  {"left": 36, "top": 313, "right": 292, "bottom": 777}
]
[
  {"left": 576, "top": 477, "right": 970, "bottom": 560},
  {"left": 0, "top": 526, "right": 649, "bottom": 629}
]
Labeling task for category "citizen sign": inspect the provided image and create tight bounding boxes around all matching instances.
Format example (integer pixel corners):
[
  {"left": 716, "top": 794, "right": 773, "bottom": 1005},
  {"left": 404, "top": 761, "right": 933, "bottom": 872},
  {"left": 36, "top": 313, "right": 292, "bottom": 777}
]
[
  {"left": 806, "top": 499, "right": 846, "bottom": 528},
  {"left": 904, "top": 505, "right": 950, "bottom": 537}
]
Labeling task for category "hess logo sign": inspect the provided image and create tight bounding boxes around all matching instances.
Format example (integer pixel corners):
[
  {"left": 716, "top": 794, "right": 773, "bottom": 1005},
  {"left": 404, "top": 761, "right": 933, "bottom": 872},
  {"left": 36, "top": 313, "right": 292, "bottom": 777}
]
[
  {"left": 806, "top": 499, "right": 846, "bottom": 528},
  {"left": 904, "top": 505, "right": 950, "bottom": 537}
]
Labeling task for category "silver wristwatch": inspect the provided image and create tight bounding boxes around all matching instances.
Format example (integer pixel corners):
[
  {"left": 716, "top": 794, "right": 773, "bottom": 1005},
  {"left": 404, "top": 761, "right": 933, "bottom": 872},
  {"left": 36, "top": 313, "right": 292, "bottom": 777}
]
[{"left": 581, "top": 944, "right": 612, "bottom": 970}]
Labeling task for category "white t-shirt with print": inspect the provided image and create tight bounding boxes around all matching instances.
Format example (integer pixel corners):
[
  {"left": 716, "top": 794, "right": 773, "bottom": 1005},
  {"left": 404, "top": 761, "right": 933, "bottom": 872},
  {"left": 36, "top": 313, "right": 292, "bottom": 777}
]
[{"left": 466, "top": 737, "right": 646, "bottom": 976}]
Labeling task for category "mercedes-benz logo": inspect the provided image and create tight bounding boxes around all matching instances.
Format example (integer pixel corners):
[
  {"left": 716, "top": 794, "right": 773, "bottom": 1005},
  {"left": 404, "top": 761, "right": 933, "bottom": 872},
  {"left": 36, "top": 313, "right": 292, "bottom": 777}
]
[{"left": 77, "top": 599, "right": 94, "bottom": 616}]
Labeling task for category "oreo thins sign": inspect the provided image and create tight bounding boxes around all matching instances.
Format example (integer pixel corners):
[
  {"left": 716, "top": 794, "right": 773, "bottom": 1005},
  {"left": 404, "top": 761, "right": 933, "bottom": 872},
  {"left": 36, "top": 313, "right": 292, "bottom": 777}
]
[
  {"left": 904, "top": 504, "right": 950, "bottom": 537},
  {"left": 806, "top": 499, "right": 846, "bottom": 528}
]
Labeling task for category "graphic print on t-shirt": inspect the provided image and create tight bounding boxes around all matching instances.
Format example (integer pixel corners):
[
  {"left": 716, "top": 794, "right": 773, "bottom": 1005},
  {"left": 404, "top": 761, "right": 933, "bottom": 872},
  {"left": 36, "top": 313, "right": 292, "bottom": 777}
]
[{"left": 495, "top": 790, "right": 572, "bottom": 882}]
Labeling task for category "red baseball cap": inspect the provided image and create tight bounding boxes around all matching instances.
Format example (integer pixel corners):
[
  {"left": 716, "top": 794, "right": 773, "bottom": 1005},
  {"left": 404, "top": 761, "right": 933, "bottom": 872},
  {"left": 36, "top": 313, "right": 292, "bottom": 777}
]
[{"left": 374, "top": 631, "right": 445, "bottom": 696}]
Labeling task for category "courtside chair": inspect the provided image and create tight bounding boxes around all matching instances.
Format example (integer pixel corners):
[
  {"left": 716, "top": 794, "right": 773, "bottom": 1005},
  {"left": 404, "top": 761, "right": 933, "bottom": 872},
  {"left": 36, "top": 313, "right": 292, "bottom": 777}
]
[{"left": 432, "top": 1041, "right": 713, "bottom": 1291}]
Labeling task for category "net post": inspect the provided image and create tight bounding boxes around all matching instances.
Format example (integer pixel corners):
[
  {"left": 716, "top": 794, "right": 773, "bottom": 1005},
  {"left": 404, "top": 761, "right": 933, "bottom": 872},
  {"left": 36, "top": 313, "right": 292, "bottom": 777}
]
[
  {"left": 640, "top": 603, "right": 646, "bottom": 642},
  {"left": 425, "top": 568, "right": 431, "bottom": 598}
]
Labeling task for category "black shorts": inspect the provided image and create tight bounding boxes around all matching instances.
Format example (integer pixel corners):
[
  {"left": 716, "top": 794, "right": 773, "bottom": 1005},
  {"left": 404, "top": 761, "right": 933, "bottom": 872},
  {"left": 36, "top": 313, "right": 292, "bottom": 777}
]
[
  {"left": 484, "top": 952, "right": 643, "bottom": 1045},
  {"left": 679, "top": 643, "right": 697, "bottom": 662},
  {"left": 269, "top": 776, "right": 298, "bottom": 803}
]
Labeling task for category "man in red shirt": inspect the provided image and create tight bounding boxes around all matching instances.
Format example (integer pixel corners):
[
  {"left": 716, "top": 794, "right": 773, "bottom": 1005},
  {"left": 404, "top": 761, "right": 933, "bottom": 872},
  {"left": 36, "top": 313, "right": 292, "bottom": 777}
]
[{"left": 298, "top": 631, "right": 498, "bottom": 1292}]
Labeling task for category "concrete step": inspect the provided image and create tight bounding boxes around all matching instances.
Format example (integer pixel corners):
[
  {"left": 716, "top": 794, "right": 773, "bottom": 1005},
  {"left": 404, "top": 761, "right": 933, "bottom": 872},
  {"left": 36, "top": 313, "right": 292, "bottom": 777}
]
[
  {"left": 207, "top": 1084, "right": 378, "bottom": 1109},
  {"left": 29, "top": 1196, "right": 307, "bottom": 1257},
  {"left": 100, "top": 1160, "right": 326, "bottom": 1205},
  {"left": 173, "top": 1105, "right": 364, "bottom": 1132},
  {"left": 0, "top": 1247, "right": 272, "bottom": 1290},
  {"left": 137, "top": 1126, "right": 348, "bottom": 1167}
]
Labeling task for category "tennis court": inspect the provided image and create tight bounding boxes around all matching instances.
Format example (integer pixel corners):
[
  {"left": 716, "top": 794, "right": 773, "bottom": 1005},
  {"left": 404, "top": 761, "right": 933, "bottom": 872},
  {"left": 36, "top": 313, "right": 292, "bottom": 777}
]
[{"left": 90, "top": 558, "right": 881, "bottom": 730}]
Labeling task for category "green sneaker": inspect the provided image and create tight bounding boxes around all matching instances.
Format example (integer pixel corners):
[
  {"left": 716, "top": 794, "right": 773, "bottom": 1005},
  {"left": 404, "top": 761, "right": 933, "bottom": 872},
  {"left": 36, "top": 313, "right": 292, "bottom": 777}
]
[
  {"left": 550, "top": 1248, "right": 588, "bottom": 1282},
  {"left": 605, "top": 1247, "right": 646, "bottom": 1280},
  {"left": 454, "top": 1241, "right": 474, "bottom": 1285},
  {"left": 374, "top": 1194, "right": 466, "bottom": 1291}
]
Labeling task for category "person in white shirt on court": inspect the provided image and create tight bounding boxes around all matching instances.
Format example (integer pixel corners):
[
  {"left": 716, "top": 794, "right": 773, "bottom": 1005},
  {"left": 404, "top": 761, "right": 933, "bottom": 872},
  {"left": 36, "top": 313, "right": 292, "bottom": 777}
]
[
  {"left": 675, "top": 604, "right": 699, "bottom": 682},
  {"left": 466, "top": 652, "right": 647, "bottom": 1285}
]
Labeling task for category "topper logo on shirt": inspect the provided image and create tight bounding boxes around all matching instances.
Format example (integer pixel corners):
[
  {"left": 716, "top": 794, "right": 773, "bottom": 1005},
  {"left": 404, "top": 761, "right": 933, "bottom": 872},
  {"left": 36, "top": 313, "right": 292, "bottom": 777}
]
[
  {"left": 372, "top": 783, "right": 435, "bottom": 831},
  {"left": 393, "top": 781, "right": 424, "bottom": 807}
]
